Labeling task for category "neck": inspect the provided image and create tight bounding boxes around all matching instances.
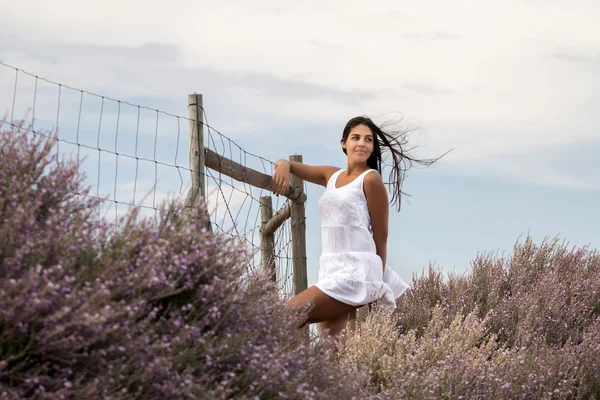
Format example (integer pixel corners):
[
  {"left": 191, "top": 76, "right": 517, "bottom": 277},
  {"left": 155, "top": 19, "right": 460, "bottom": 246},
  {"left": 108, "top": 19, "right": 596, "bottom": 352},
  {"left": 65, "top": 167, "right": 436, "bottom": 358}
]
[{"left": 345, "top": 160, "right": 369, "bottom": 176}]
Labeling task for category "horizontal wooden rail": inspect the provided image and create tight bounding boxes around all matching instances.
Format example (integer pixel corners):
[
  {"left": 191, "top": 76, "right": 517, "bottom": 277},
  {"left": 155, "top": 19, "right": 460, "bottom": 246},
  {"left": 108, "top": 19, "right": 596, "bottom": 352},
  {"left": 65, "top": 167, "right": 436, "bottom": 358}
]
[{"left": 204, "top": 148, "right": 306, "bottom": 204}]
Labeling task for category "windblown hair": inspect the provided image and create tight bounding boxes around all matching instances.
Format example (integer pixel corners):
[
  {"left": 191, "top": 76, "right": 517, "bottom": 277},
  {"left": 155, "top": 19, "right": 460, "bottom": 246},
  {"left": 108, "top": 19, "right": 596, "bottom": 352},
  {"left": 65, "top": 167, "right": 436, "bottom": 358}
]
[{"left": 341, "top": 116, "right": 445, "bottom": 211}]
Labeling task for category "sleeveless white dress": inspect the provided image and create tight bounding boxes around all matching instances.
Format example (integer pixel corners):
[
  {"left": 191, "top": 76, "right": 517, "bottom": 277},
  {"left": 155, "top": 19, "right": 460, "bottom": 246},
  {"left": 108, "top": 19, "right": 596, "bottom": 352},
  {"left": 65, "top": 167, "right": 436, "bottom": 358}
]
[{"left": 314, "top": 168, "right": 409, "bottom": 312}]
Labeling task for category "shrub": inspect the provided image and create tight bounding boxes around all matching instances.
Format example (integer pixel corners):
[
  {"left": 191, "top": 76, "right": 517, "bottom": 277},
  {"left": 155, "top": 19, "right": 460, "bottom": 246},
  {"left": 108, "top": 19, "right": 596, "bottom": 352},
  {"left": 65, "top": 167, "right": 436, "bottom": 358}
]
[
  {"left": 0, "top": 121, "right": 359, "bottom": 399},
  {"left": 339, "top": 237, "right": 600, "bottom": 399},
  {"left": 6, "top": 118, "right": 599, "bottom": 399}
]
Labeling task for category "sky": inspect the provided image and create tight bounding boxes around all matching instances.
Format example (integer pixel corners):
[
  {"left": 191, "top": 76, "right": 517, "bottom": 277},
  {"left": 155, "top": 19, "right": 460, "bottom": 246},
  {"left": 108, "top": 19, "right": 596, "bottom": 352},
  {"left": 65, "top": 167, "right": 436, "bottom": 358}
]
[{"left": 1, "top": 0, "right": 599, "bottom": 288}]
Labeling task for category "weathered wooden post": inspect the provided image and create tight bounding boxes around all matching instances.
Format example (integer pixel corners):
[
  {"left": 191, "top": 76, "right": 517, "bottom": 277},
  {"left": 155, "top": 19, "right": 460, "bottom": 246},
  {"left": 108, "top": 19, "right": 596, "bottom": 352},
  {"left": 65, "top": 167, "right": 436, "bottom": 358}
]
[
  {"left": 289, "top": 155, "right": 307, "bottom": 295},
  {"left": 185, "top": 93, "right": 204, "bottom": 208},
  {"left": 260, "top": 195, "right": 276, "bottom": 283}
]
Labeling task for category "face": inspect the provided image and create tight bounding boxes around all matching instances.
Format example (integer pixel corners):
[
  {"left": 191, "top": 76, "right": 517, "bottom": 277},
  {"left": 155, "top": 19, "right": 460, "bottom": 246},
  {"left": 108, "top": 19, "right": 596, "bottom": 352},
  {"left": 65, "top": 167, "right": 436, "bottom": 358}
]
[{"left": 342, "top": 124, "right": 375, "bottom": 162}]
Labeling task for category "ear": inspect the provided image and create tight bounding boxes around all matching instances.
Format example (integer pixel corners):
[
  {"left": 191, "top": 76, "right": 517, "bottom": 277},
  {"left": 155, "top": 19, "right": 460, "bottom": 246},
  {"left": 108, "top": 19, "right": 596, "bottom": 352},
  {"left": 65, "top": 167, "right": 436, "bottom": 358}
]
[{"left": 340, "top": 139, "right": 347, "bottom": 150}]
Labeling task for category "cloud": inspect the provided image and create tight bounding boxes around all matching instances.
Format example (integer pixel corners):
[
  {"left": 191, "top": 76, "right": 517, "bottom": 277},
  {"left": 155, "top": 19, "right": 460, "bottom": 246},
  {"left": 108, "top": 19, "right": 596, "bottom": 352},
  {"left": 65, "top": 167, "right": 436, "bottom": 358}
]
[
  {"left": 1, "top": 35, "right": 177, "bottom": 65},
  {"left": 305, "top": 39, "right": 345, "bottom": 51},
  {"left": 0, "top": 34, "right": 380, "bottom": 134},
  {"left": 399, "top": 31, "right": 462, "bottom": 40},
  {"left": 552, "top": 52, "right": 600, "bottom": 65},
  {"left": 400, "top": 83, "right": 456, "bottom": 96},
  {"left": 2, "top": 0, "right": 600, "bottom": 190}
]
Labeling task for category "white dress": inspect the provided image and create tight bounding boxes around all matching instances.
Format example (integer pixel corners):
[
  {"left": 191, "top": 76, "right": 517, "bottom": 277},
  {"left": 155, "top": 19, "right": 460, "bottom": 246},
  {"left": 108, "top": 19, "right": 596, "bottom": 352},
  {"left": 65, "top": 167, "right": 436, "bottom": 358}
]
[{"left": 314, "top": 168, "right": 409, "bottom": 312}]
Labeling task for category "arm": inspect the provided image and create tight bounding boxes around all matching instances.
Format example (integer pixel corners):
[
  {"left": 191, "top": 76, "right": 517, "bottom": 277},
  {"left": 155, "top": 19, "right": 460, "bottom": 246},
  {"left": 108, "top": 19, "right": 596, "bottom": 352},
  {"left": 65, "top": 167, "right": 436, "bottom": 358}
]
[
  {"left": 272, "top": 159, "right": 339, "bottom": 194},
  {"left": 363, "top": 171, "right": 389, "bottom": 273}
]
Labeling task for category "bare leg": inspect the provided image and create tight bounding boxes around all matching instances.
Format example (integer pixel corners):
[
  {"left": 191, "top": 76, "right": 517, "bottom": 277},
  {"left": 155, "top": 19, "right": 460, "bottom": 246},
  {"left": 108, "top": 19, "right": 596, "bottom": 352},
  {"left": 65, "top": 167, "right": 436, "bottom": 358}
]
[
  {"left": 318, "top": 309, "right": 357, "bottom": 356},
  {"left": 286, "top": 285, "right": 356, "bottom": 328},
  {"left": 319, "top": 320, "right": 332, "bottom": 337},
  {"left": 324, "top": 308, "right": 356, "bottom": 338}
]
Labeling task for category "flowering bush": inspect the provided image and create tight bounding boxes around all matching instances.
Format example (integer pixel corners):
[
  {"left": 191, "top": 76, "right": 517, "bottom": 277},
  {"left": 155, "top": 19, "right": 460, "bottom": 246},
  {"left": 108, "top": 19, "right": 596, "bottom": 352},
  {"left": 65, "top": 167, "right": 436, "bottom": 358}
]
[
  {"left": 0, "top": 122, "right": 358, "bottom": 399},
  {"left": 339, "top": 237, "right": 600, "bottom": 399},
  {"left": 4, "top": 119, "right": 599, "bottom": 399}
]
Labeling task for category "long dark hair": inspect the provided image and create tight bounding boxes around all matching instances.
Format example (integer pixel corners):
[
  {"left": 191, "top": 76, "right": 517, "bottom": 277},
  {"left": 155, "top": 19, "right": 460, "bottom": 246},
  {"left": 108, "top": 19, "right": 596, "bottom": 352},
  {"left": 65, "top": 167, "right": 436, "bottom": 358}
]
[{"left": 341, "top": 116, "right": 445, "bottom": 211}]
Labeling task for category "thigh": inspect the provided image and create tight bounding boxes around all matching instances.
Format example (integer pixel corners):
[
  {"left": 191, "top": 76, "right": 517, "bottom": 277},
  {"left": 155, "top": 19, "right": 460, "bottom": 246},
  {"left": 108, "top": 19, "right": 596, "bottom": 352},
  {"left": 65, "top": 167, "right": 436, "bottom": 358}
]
[
  {"left": 286, "top": 285, "right": 356, "bottom": 326},
  {"left": 325, "top": 308, "right": 357, "bottom": 338},
  {"left": 319, "top": 320, "right": 331, "bottom": 335}
]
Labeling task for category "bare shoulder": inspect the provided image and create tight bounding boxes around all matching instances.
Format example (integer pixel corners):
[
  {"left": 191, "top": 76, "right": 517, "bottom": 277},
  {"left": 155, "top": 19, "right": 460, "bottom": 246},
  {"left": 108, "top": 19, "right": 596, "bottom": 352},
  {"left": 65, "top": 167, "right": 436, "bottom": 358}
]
[
  {"left": 363, "top": 170, "right": 387, "bottom": 200},
  {"left": 364, "top": 170, "right": 384, "bottom": 187}
]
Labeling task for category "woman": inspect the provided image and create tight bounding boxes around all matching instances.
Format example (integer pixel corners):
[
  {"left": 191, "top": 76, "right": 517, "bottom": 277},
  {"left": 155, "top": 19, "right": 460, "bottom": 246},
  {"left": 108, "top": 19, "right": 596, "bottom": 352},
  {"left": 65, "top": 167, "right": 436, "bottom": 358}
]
[{"left": 272, "top": 116, "right": 439, "bottom": 339}]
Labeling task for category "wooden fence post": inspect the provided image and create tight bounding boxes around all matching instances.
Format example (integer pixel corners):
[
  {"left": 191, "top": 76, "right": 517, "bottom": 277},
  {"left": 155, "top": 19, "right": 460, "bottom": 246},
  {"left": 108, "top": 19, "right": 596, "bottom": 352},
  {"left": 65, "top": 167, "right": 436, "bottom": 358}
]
[
  {"left": 289, "top": 155, "right": 307, "bottom": 296},
  {"left": 260, "top": 196, "right": 277, "bottom": 283},
  {"left": 185, "top": 93, "right": 205, "bottom": 210}
]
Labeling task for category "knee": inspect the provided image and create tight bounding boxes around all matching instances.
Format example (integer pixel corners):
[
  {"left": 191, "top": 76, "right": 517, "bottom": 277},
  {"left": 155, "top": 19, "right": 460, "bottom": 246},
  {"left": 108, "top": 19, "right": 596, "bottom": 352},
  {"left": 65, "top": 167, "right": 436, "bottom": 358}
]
[{"left": 285, "top": 297, "right": 300, "bottom": 311}]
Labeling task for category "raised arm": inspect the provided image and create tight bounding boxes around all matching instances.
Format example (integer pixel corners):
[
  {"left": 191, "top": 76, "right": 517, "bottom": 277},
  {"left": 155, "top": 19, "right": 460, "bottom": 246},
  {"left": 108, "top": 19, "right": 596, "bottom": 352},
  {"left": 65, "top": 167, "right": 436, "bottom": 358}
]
[{"left": 271, "top": 159, "right": 339, "bottom": 195}]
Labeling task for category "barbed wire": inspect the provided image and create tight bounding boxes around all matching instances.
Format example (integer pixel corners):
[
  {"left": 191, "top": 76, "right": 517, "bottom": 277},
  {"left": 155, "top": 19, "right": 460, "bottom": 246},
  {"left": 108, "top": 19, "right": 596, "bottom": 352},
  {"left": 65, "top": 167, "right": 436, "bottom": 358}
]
[{"left": 0, "top": 59, "right": 305, "bottom": 296}]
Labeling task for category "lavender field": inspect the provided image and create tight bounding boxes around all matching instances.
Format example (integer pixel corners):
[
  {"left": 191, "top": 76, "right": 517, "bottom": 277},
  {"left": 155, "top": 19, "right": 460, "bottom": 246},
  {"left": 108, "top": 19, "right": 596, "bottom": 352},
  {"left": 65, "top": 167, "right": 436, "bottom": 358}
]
[{"left": 2, "top": 122, "right": 599, "bottom": 399}]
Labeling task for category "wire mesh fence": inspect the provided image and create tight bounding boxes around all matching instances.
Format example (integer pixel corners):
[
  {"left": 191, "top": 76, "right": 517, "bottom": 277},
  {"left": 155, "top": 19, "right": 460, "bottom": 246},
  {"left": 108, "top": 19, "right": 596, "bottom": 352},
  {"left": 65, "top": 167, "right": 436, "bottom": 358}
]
[{"left": 0, "top": 60, "right": 303, "bottom": 296}]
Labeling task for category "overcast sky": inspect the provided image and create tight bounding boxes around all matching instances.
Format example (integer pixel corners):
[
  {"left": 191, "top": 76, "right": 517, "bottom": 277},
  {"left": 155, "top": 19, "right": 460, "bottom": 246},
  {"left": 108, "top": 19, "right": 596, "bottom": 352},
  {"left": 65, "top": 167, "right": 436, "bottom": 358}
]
[{"left": 1, "top": 0, "right": 599, "bottom": 287}]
